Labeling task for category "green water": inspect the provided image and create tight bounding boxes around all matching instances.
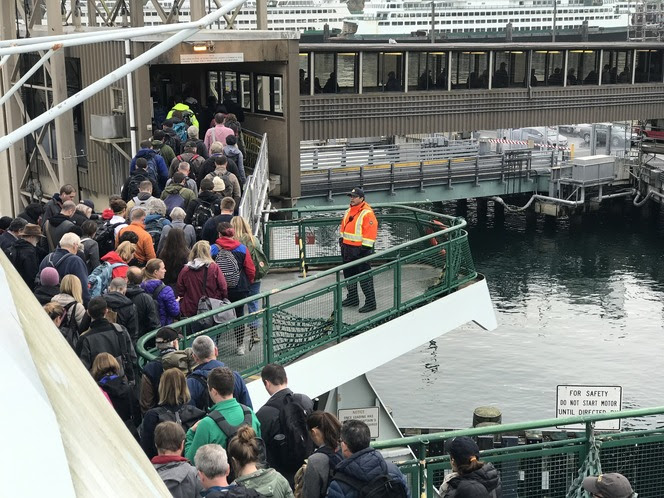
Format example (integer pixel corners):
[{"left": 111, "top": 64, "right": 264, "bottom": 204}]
[{"left": 369, "top": 200, "right": 664, "bottom": 429}]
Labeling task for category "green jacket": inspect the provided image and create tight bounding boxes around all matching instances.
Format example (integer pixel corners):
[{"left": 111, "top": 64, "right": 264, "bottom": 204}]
[
  {"left": 234, "top": 468, "right": 294, "bottom": 498},
  {"left": 152, "top": 140, "right": 176, "bottom": 170},
  {"left": 160, "top": 183, "right": 196, "bottom": 210},
  {"left": 184, "top": 398, "right": 261, "bottom": 462}
]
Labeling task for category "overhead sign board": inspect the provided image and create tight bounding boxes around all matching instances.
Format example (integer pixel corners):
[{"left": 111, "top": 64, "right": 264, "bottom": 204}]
[
  {"left": 180, "top": 52, "right": 244, "bottom": 64},
  {"left": 556, "top": 385, "right": 622, "bottom": 430},
  {"left": 338, "top": 407, "right": 380, "bottom": 438}
]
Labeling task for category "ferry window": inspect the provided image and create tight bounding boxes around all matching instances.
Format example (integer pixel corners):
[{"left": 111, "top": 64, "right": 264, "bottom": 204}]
[
  {"left": 361, "top": 52, "right": 403, "bottom": 92},
  {"left": 531, "top": 51, "right": 564, "bottom": 86},
  {"left": 299, "top": 53, "right": 310, "bottom": 95},
  {"left": 568, "top": 50, "right": 600, "bottom": 85},
  {"left": 337, "top": 53, "right": 359, "bottom": 93},
  {"left": 408, "top": 52, "right": 447, "bottom": 91},
  {"left": 493, "top": 51, "right": 527, "bottom": 88},
  {"left": 221, "top": 71, "right": 238, "bottom": 99},
  {"left": 240, "top": 73, "right": 251, "bottom": 109},
  {"left": 254, "top": 74, "right": 283, "bottom": 115},
  {"left": 635, "top": 50, "right": 663, "bottom": 83},
  {"left": 602, "top": 50, "right": 632, "bottom": 84},
  {"left": 451, "top": 51, "right": 488, "bottom": 90},
  {"left": 208, "top": 71, "right": 220, "bottom": 101},
  {"left": 314, "top": 53, "right": 335, "bottom": 93}
]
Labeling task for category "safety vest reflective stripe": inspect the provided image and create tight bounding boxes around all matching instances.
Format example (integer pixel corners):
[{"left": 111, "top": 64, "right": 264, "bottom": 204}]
[{"left": 356, "top": 210, "right": 375, "bottom": 247}]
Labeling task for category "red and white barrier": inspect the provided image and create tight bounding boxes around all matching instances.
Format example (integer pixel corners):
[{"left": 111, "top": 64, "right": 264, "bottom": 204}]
[{"left": 488, "top": 138, "right": 570, "bottom": 151}]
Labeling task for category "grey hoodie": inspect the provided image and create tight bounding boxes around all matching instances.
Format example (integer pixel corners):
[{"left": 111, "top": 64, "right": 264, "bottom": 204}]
[
  {"left": 153, "top": 460, "right": 203, "bottom": 498},
  {"left": 223, "top": 144, "right": 245, "bottom": 184}
]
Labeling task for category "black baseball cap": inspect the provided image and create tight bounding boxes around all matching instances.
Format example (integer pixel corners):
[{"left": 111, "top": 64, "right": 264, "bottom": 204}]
[
  {"left": 155, "top": 327, "right": 179, "bottom": 347},
  {"left": 348, "top": 187, "right": 365, "bottom": 198},
  {"left": 448, "top": 436, "right": 480, "bottom": 465}
]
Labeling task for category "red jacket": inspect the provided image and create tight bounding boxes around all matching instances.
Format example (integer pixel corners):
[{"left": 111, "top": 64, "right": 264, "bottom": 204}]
[
  {"left": 176, "top": 260, "right": 228, "bottom": 317},
  {"left": 215, "top": 237, "right": 255, "bottom": 285},
  {"left": 101, "top": 251, "right": 129, "bottom": 279}
]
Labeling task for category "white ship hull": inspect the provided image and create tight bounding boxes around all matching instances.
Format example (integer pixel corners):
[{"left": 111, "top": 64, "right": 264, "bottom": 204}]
[{"left": 347, "top": 0, "right": 632, "bottom": 37}]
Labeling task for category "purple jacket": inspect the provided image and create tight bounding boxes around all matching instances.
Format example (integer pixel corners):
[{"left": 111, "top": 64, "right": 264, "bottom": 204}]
[{"left": 141, "top": 279, "right": 180, "bottom": 326}]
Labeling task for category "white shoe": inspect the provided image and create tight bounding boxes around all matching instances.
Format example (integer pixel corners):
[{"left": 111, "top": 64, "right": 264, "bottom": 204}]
[{"left": 236, "top": 345, "right": 246, "bottom": 356}]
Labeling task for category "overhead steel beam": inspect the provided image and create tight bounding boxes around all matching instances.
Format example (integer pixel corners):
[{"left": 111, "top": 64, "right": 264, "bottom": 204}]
[{"left": 0, "top": 0, "right": 248, "bottom": 153}]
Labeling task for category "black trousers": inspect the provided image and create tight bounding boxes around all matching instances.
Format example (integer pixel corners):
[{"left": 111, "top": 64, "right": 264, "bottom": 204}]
[{"left": 341, "top": 244, "right": 376, "bottom": 306}]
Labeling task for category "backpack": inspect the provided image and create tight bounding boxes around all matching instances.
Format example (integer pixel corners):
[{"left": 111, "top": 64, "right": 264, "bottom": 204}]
[
  {"left": 246, "top": 239, "right": 270, "bottom": 281},
  {"left": 94, "top": 221, "right": 124, "bottom": 258},
  {"left": 182, "top": 110, "right": 195, "bottom": 127},
  {"left": 88, "top": 261, "right": 128, "bottom": 297},
  {"left": 153, "top": 404, "right": 205, "bottom": 433},
  {"left": 294, "top": 446, "right": 342, "bottom": 498},
  {"left": 132, "top": 195, "right": 150, "bottom": 209},
  {"left": 214, "top": 245, "right": 241, "bottom": 289},
  {"left": 212, "top": 485, "right": 265, "bottom": 498},
  {"left": 125, "top": 172, "right": 149, "bottom": 201},
  {"left": 173, "top": 121, "right": 188, "bottom": 142},
  {"left": 210, "top": 170, "right": 234, "bottom": 198},
  {"left": 161, "top": 134, "right": 180, "bottom": 155},
  {"left": 59, "top": 301, "right": 80, "bottom": 350},
  {"left": 161, "top": 349, "right": 197, "bottom": 375},
  {"left": 266, "top": 393, "right": 313, "bottom": 473},
  {"left": 187, "top": 371, "right": 213, "bottom": 411},
  {"left": 177, "top": 154, "right": 200, "bottom": 180},
  {"left": 163, "top": 188, "right": 186, "bottom": 216},
  {"left": 145, "top": 218, "right": 165, "bottom": 248},
  {"left": 332, "top": 472, "right": 408, "bottom": 498},
  {"left": 191, "top": 199, "right": 216, "bottom": 237}
]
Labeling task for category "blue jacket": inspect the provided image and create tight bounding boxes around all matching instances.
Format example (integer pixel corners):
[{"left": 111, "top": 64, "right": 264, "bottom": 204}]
[
  {"left": 39, "top": 249, "right": 90, "bottom": 306},
  {"left": 327, "top": 447, "right": 411, "bottom": 498},
  {"left": 140, "top": 279, "right": 180, "bottom": 326},
  {"left": 186, "top": 359, "right": 252, "bottom": 409},
  {"left": 129, "top": 148, "right": 169, "bottom": 190}
]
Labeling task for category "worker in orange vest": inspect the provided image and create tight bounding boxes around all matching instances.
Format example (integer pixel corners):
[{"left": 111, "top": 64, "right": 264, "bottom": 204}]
[{"left": 339, "top": 187, "right": 378, "bottom": 313}]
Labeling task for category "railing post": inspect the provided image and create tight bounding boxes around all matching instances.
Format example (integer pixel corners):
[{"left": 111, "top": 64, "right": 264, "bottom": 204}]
[
  {"left": 265, "top": 294, "right": 274, "bottom": 363},
  {"left": 368, "top": 144, "right": 374, "bottom": 165},
  {"left": 579, "top": 421, "right": 592, "bottom": 466},
  {"left": 500, "top": 153, "right": 506, "bottom": 184},
  {"left": 335, "top": 271, "right": 343, "bottom": 342},
  {"left": 390, "top": 162, "right": 396, "bottom": 195},
  {"left": 394, "top": 260, "right": 402, "bottom": 311},
  {"left": 341, "top": 146, "right": 347, "bottom": 168},
  {"left": 418, "top": 442, "right": 427, "bottom": 498},
  {"left": 475, "top": 156, "right": 480, "bottom": 186},
  {"left": 419, "top": 161, "right": 425, "bottom": 192},
  {"left": 313, "top": 148, "right": 318, "bottom": 169},
  {"left": 327, "top": 168, "right": 333, "bottom": 202},
  {"left": 447, "top": 158, "right": 452, "bottom": 188}
]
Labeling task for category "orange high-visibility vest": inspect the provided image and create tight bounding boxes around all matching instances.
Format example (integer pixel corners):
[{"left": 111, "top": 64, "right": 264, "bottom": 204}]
[{"left": 340, "top": 202, "right": 378, "bottom": 248}]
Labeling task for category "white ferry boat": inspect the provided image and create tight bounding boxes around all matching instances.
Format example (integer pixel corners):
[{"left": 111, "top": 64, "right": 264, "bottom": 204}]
[
  {"left": 345, "top": 0, "right": 632, "bottom": 37},
  {"left": 76, "top": 0, "right": 352, "bottom": 32}
]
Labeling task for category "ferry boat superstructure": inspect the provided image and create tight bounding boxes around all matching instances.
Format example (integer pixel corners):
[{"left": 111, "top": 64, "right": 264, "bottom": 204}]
[
  {"left": 76, "top": 0, "right": 352, "bottom": 31},
  {"left": 346, "top": 0, "right": 632, "bottom": 36}
]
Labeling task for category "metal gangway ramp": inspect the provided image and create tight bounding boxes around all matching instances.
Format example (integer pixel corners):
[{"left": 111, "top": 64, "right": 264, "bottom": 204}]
[{"left": 137, "top": 204, "right": 496, "bottom": 408}]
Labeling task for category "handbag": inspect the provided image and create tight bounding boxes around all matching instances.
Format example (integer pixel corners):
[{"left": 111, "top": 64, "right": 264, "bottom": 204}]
[{"left": 196, "top": 264, "right": 236, "bottom": 329}]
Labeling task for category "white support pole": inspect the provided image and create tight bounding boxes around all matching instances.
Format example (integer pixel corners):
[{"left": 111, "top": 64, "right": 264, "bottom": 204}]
[
  {"left": 0, "top": 0, "right": 247, "bottom": 153},
  {"left": 0, "top": 49, "right": 54, "bottom": 107},
  {"left": 124, "top": 40, "right": 137, "bottom": 157},
  {"left": 0, "top": 55, "right": 9, "bottom": 69}
]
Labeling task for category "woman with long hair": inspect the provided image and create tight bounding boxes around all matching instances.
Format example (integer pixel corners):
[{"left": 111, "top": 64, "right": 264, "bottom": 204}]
[
  {"left": 157, "top": 206, "right": 196, "bottom": 253},
  {"left": 91, "top": 352, "right": 141, "bottom": 437},
  {"left": 231, "top": 216, "right": 268, "bottom": 344},
  {"left": 439, "top": 436, "right": 502, "bottom": 498},
  {"left": 52, "top": 274, "right": 90, "bottom": 331},
  {"left": 176, "top": 240, "right": 227, "bottom": 318},
  {"left": 100, "top": 240, "right": 136, "bottom": 280},
  {"left": 140, "top": 368, "right": 204, "bottom": 459},
  {"left": 299, "top": 411, "right": 343, "bottom": 498},
  {"left": 141, "top": 258, "right": 180, "bottom": 325},
  {"left": 228, "top": 426, "right": 294, "bottom": 498},
  {"left": 157, "top": 228, "right": 189, "bottom": 288}
]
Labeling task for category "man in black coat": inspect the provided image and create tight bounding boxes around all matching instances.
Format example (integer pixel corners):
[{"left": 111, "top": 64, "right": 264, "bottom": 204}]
[
  {"left": 42, "top": 184, "right": 76, "bottom": 227},
  {"left": 184, "top": 178, "right": 221, "bottom": 225},
  {"left": 0, "top": 217, "right": 27, "bottom": 255},
  {"left": 43, "top": 201, "right": 81, "bottom": 252},
  {"left": 125, "top": 267, "right": 161, "bottom": 339},
  {"left": 8, "top": 224, "right": 46, "bottom": 290},
  {"left": 76, "top": 296, "right": 136, "bottom": 382},
  {"left": 17, "top": 202, "right": 44, "bottom": 225},
  {"left": 104, "top": 277, "right": 140, "bottom": 343}
]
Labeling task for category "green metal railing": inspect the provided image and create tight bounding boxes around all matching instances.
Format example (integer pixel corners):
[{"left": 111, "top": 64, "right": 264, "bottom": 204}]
[
  {"left": 136, "top": 205, "right": 477, "bottom": 375},
  {"left": 374, "top": 406, "right": 664, "bottom": 498}
]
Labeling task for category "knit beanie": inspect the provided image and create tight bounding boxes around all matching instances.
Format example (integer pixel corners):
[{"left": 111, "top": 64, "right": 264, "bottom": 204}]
[{"left": 40, "top": 267, "right": 60, "bottom": 287}]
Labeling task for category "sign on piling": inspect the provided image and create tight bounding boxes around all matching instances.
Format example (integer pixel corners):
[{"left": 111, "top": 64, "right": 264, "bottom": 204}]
[{"left": 556, "top": 385, "right": 622, "bottom": 430}]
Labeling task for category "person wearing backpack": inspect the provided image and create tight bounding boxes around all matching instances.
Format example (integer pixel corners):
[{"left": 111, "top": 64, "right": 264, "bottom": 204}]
[
  {"left": 204, "top": 113, "right": 235, "bottom": 154},
  {"left": 223, "top": 135, "right": 245, "bottom": 186},
  {"left": 201, "top": 196, "right": 235, "bottom": 245},
  {"left": 257, "top": 364, "right": 314, "bottom": 487},
  {"left": 79, "top": 220, "right": 101, "bottom": 273},
  {"left": 439, "top": 437, "right": 502, "bottom": 498},
  {"left": 152, "top": 421, "right": 204, "bottom": 498},
  {"left": 52, "top": 274, "right": 90, "bottom": 333},
  {"left": 141, "top": 368, "right": 205, "bottom": 460},
  {"left": 327, "top": 420, "right": 410, "bottom": 498},
  {"left": 43, "top": 302, "right": 79, "bottom": 350},
  {"left": 129, "top": 140, "right": 169, "bottom": 192},
  {"left": 104, "top": 278, "right": 140, "bottom": 342},
  {"left": 169, "top": 141, "right": 205, "bottom": 180},
  {"left": 162, "top": 119, "right": 183, "bottom": 156},
  {"left": 186, "top": 178, "right": 222, "bottom": 236},
  {"left": 186, "top": 336, "right": 252, "bottom": 412},
  {"left": 34, "top": 266, "right": 61, "bottom": 305},
  {"left": 167, "top": 96, "right": 200, "bottom": 129},
  {"left": 167, "top": 160, "right": 199, "bottom": 195},
  {"left": 161, "top": 171, "right": 196, "bottom": 216},
  {"left": 141, "top": 258, "right": 180, "bottom": 326},
  {"left": 176, "top": 240, "right": 227, "bottom": 318},
  {"left": 213, "top": 222, "right": 255, "bottom": 356},
  {"left": 8, "top": 223, "right": 45, "bottom": 291},
  {"left": 117, "top": 208, "right": 157, "bottom": 266},
  {"left": 186, "top": 125, "right": 209, "bottom": 159},
  {"left": 204, "top": 155, "right": 241, "bottom": 207},
  {"left": 184, "top": 367, "right": 261, "bottom": 462},
  {"left": 43, "top": 201, "right": 80, "bottom": 252},
  {"left": 124, "top": 156, "right": 162, "bottom": 202},
  {"left": 229, "top": 426, "right": 293, "bottom": 498},
  {"left": 126, "top": 180, "right": 157, "bottom": 216},
  {"left": 153, "top": 129, "right": 177, "bottom": 168},
  {"left": 297, "top": 412, "right": 343, "bottom": 498},
  {"left": 76, "top": 296, "right": 137, "bottom": 383},
  {"left": 38, "top": 232, "right": 91, "bottom": 305},
  {"left": 126, "top": 266, "right": 161, "bottom": 340}
]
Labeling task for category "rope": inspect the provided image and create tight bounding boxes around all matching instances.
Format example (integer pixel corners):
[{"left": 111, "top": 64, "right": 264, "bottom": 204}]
[{"left": 566, "top": 425, "right": 602, "bottom": 498}]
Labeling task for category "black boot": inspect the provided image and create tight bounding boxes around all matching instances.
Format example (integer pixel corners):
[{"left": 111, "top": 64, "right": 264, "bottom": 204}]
[
  {"left": 358, "top": 277, "right": 376, "bottom": 313},
  {"left": 342, "top": 283, "right": 359, "bottom": 307}
]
